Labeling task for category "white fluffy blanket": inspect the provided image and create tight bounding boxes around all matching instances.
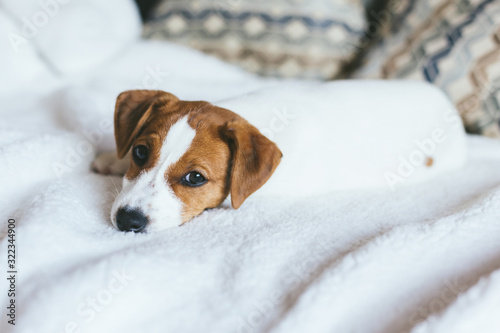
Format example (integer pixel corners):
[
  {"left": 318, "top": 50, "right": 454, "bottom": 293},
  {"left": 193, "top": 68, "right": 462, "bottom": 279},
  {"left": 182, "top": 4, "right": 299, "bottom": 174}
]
[{"left": 1, "top": 1, "right": 500, "bottom": 333}]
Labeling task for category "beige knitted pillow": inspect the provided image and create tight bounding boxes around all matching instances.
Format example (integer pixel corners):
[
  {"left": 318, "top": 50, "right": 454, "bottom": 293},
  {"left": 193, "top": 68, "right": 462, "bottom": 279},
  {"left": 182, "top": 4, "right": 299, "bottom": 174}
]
[
  {"left": 143, "top": 0, "right": 366, "bottom": 79},
  {"left": 355, "top": 0, "right": 500, "bottom": 138}
]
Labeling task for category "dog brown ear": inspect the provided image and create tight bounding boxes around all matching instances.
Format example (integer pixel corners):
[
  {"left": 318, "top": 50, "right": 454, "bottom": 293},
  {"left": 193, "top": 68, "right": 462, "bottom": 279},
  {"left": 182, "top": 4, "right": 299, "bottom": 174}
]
[
  {"left": 114, "top": 90, "right": 179, "bottom": 158},
  {"left": 220, "top": 118, "right": 282, "bottom": 209}
]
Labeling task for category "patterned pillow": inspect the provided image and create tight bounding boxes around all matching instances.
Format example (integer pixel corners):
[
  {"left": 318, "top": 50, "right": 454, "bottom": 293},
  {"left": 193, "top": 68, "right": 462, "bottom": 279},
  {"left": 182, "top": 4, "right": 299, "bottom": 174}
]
[
  {"left": 142, "top": 0, "right": 366, "bottom": 79},
  {"left": 355, "top": 0, "right": 500, "bottom": 138}
]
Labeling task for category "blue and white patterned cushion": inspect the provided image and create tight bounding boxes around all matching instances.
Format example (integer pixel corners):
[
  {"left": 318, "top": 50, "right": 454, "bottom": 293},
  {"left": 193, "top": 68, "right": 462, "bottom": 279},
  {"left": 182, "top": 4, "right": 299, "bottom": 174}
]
[
  {"left": 356, "top": 0, "right": 500, "bottom": 138},
  {"left": 143, "top": 0, "right": 366, "bottom": 79}
]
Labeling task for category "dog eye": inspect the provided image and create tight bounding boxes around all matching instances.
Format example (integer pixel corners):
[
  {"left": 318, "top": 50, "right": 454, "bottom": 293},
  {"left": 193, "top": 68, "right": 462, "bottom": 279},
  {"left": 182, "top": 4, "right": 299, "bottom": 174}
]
[
  {"left": 181, "top": 171, "right": 207, "bottom": 187},
  {"left": 132, "top": 145, "right": 148, "bottom": 166}
]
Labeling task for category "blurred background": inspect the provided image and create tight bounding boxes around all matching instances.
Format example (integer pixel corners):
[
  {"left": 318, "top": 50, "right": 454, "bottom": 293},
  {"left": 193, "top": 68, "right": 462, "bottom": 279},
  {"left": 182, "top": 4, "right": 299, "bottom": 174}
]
[
  {"left": 136, "top": 0, "right": 500, "bottom": 138},
  {"left": 1, "top": 0, "right": 499, "bottom": 137}
]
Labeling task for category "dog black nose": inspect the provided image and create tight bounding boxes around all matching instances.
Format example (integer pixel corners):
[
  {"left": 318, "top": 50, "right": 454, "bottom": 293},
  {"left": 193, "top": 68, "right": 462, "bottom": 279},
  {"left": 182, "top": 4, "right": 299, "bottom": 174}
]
[{"left": 116, "top": 207, "right": 148, "bottom": 232}]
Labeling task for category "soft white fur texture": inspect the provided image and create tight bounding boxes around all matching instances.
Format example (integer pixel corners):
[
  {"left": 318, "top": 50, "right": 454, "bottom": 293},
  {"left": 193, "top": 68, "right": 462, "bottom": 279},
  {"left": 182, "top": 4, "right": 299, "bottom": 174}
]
[{"left": 218, "top": 80, "right": 467, "bottom": 196}]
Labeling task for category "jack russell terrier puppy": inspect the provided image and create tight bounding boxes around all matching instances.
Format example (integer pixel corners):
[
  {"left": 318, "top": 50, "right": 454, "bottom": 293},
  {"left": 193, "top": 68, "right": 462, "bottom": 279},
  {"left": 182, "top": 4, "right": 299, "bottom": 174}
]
[{"left": 93, "top": 81, "right": 467, "bottom": 233}]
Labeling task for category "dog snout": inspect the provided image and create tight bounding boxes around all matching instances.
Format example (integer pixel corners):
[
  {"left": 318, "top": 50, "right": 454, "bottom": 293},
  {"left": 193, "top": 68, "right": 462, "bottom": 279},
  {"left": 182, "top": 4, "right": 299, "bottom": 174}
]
[{"left": 116, "top": 207, "right": 148, "bottom": 232}]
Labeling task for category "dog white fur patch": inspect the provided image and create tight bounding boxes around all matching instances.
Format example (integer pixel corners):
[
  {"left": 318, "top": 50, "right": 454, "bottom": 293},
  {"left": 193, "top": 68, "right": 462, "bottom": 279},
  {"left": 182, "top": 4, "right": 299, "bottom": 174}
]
[{"left": 110, "top": 116, "right": 196, "bottom": 231}]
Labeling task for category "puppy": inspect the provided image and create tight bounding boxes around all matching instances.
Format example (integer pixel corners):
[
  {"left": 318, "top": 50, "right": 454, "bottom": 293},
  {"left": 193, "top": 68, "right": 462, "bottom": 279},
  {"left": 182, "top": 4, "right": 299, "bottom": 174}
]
[
  {"left": 93, "top": 90, "right": 281, "bottom": 232},
  {"left": 94, "top": 83, "right": 467, "bottom": 232}
]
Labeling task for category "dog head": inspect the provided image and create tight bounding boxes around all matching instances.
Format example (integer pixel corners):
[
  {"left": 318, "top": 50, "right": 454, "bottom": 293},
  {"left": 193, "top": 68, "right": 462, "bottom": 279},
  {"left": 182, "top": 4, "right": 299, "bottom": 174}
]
[{"left": 110, "top": 90, "right": 282, "bottom": 232}]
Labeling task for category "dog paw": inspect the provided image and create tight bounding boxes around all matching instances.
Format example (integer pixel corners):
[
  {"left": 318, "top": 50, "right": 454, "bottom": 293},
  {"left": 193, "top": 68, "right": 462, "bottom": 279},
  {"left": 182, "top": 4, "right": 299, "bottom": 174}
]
[{"left": 91, "top": 152, "right": 129, "bottom": 176}]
